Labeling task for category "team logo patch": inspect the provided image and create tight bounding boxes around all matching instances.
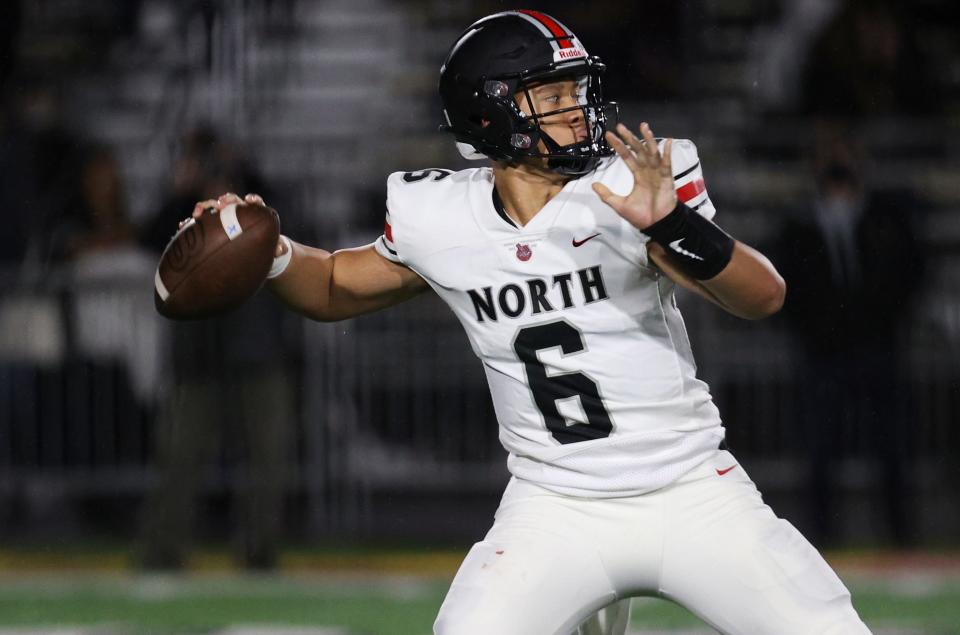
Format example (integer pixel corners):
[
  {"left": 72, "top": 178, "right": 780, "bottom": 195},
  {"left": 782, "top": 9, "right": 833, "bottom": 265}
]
[{"left": 516, "top": 243, "right": 532, "bottom": 261}]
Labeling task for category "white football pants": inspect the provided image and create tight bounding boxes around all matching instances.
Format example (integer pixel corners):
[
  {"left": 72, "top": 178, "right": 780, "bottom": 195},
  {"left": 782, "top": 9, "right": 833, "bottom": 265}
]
[{"left": 434, "top": 449, "right": 872, "bottom": 635}]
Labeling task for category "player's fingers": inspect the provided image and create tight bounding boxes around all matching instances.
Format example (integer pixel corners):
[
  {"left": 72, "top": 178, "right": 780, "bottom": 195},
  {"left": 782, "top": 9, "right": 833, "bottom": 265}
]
[
  {"left": 592, "top": 182, "right": 611, "bottom": 199},
  {"left": 216, "top": 192, "right": 242, "bottom": 209},
  {"left": 193, "top": 199, "right": 218, "bottom": 217},
  {"left": 618, "top": 123, "right": 651, "bottom": 166},
  {"left": 245, "top": 193, "right": 265, "bottom": 206},
  {"left": 638, "top": 122, "right": 660, "bottom": 163},
  {"left": 178, "top": 217, "right": 193, "bottom": 230},
  {"left": 661, "top": 138, "right": 673, "bottom": 176},
  {"left": 605, "top": 131, "right": 641, "bottom": 172},
  {"left": 592, "top": 182, "right": 625, "bottom": 209},
  {"left": 614, "top": 123, "right": 641, "bottom": 160}
]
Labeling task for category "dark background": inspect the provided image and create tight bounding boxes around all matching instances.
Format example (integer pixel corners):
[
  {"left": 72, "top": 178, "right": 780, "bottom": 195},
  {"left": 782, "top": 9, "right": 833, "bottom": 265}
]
[{"left": 0, "top": 0, "right": 959, "bottom": 569}]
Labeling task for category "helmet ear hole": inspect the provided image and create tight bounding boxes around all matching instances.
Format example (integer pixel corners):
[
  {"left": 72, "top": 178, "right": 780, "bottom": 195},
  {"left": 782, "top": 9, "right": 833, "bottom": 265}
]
[
  {"left": 476, "top": 107, "right": 509, "bottom": 133},
  {"left": 462, "top": 104, "right": 539, "bottom": 160}
]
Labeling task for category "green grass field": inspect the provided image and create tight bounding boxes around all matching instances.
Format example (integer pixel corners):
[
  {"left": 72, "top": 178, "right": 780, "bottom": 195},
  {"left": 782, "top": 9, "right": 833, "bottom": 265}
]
[{"left": 0, "top": 550, "right": 957, "bottom": 634}]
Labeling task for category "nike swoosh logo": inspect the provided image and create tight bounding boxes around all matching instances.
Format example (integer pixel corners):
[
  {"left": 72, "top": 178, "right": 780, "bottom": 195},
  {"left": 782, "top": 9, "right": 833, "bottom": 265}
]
[
  {"left": 572, "top": 233, "right": 601, "bottom": 247},
  {"left": 716, "top": 465, "right": 738, "bottom": 476},
  {"left": 669, "top": 238, "right": 705, "bottom": 261}
]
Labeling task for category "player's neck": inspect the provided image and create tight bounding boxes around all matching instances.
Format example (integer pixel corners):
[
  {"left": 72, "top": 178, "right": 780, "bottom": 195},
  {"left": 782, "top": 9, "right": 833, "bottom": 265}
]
[{"left": 492, "top": 161, "right": 570, "bottom": 227}]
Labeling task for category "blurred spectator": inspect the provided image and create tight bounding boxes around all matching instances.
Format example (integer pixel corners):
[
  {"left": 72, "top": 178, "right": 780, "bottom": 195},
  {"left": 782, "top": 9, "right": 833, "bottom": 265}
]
[
  {"left": 55, "top": 145, "right": 136, "bottom": 259},
  {"left": 800, "top": 0, "right": 941, "bottom": 117},
  {"left": 776, "top": 132, "right": 926, "bottom": 547},
  {"left": 138, "top": 126, "right": 297, "bottom": 570},
  {"left": 0, "top": 141, "right": 159, "bottom": 529},
  {"left": 64, "top": 145, "right": 163, "bottom": 409},
  {"left": 0, "top": 78, "right": 84, "bottom": 269}
]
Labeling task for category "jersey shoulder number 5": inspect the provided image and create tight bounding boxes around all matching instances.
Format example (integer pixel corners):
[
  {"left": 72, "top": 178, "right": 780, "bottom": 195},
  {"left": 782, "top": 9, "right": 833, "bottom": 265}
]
[{"left": 401, "top": 168, "right": 453, "bottom": 183}]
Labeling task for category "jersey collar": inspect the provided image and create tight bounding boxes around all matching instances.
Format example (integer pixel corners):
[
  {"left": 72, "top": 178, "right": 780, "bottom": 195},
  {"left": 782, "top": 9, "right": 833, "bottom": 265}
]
[{"left": 491, "top": 186, "right": 519, "bottom": 229}]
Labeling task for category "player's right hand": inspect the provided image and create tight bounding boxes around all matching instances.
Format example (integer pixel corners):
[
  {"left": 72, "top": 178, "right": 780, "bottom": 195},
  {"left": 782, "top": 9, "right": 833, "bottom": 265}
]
[
  {"left": 183, "top": 193, "right": 286, "bottom": 257},
  {"left": 592, "top": 122, "right": 676, "bottom": 231}
]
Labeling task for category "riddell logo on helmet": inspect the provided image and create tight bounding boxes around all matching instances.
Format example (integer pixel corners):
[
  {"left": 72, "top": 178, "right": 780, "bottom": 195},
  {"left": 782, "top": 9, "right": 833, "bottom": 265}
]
[{"left": 554, "top": 47, "right": 587, "bottom": 62}]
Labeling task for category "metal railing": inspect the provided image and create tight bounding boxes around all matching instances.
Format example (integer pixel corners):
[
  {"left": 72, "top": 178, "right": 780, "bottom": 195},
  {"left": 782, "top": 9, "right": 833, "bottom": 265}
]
[{"left": 1, "top": 257, "right": 958, "bottom": 541}]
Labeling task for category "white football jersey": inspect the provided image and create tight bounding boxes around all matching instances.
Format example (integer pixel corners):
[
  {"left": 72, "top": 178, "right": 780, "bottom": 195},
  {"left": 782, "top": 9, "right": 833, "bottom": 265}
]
[{"left": 374, "top": 140, "right": 725, "bottom": 497}]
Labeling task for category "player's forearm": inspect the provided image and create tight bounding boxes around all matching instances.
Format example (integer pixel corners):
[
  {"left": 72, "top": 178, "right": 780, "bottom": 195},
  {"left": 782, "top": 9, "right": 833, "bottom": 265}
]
[
  {"left": 267, "top": 241, "right": 428, "bottom": 322},
  {"left": 648, "top": 241, "right": 784, "bottom": 319},
  {"left": 266, "top": 240, "right": 340, "bottom": 320},
  {"left": 699, "top": 242, "right": 785, "bottom": 320}
]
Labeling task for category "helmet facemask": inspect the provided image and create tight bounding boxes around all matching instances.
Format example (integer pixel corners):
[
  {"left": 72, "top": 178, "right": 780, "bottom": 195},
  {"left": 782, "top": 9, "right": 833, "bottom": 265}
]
[
  {"left": 509, "top": 67, "right": 619, "bottom": 176},
  {"left": 470, "top": 60, "right": 617, "bottom": 177}
]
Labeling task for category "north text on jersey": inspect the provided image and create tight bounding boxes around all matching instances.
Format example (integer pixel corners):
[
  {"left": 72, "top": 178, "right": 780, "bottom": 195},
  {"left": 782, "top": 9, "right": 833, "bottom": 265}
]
[{"left": 467, "top": 265, "right": 609, "bottom": 322}]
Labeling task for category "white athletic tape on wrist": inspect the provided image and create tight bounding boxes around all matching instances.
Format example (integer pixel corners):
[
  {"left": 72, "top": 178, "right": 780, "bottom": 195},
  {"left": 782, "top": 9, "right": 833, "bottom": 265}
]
[
  {"left": 218, "top": 203, "right": 243, "bottom": 240},
  {"left": 267, "top": 235, "right": 293, "bottom": 279}
]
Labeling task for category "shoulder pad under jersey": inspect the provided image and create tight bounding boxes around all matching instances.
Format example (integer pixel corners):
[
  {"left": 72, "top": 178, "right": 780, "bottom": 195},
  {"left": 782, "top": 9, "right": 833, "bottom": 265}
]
[
  {"left": 375, "top": 168, "right": 464, "bottom": 264},
  {"left": 662, "top": 138, "right": 716, "bottom": 220}
]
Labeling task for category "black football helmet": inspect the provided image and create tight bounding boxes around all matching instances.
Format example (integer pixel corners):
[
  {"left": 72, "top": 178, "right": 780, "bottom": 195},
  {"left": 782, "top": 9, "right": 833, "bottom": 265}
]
[{"left": 438, "top": 10, "right": 618, "bottom": 176}]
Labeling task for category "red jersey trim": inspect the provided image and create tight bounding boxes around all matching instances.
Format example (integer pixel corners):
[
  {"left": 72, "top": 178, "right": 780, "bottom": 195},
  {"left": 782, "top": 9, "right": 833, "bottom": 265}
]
[{"left": 676, "top": 178, "right": 706, "bottom": 204}]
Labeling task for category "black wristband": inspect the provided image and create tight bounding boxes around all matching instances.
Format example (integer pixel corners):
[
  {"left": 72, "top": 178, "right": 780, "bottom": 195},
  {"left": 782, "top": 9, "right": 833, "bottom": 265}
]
[{"left": 641, "top": 202, "right": 735, "bottom": 280}]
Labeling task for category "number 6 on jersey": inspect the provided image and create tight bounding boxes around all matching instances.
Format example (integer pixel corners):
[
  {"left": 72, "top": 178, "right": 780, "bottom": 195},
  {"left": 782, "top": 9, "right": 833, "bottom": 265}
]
[{"left": 513, "top": 320, "right": 614, "bottom": 444}]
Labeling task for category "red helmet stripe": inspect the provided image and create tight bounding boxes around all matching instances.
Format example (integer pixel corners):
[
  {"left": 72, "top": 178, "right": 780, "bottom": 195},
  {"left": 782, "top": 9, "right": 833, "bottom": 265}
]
[{"left": 517, "top": 10, "right": 574, "bottom": 48}]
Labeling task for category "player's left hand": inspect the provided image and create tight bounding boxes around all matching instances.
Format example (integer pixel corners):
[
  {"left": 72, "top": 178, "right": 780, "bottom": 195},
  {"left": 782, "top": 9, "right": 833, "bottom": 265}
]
[
  {"left": 592, "top": 122, "right": 677, "bottom": 230},
  {"left": 188, "top": 192, "right": 283, "bottom": 256}
]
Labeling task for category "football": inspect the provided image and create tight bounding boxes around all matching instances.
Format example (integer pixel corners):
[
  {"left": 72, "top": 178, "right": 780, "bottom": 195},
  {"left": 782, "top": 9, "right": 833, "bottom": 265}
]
[{"left": 154, "top": 202, "right": 280, "bottom": 320}]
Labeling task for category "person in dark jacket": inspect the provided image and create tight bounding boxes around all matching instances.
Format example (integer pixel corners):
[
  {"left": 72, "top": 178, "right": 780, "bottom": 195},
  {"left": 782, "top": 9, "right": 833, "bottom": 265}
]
[
  {"left": 777, "top": 146, "right": 925, "bottom": 547},
  {"left": 138, "top": 127, "right": 297, "bottom": 570}
]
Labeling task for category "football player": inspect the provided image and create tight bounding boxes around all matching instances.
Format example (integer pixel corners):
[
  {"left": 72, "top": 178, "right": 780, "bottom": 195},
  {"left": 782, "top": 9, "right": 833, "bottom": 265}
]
[{"left": 193, "top": 10, "right": 872, "bottom": 635}]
